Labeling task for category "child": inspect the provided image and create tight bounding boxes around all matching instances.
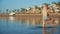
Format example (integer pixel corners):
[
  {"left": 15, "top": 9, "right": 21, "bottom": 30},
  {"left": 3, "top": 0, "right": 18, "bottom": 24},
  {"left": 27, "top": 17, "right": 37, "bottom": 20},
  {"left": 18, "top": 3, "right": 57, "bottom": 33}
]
[{"left": 41, "top": 3, "right": 53, "bottom": 27}]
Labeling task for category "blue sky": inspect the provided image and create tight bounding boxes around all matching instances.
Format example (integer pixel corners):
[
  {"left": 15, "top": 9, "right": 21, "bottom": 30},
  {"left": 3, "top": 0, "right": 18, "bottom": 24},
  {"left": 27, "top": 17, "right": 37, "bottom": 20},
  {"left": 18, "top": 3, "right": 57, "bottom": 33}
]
[{"left": 0, "top": 0, "right": 59, "bottom": 10}]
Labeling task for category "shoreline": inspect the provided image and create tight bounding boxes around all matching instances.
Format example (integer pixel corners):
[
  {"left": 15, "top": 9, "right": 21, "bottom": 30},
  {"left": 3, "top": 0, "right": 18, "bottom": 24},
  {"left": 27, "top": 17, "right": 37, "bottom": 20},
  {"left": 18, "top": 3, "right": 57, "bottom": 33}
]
[{"left": 0, "top": 13, "right": 60, "bottom": 17}]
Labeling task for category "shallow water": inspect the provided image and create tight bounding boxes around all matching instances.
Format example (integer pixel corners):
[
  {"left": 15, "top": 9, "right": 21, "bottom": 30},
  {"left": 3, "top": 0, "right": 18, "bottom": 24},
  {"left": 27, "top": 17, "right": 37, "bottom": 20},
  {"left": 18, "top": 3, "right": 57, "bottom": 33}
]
[{"left": 0, "top": 17, "right": 60, "bottom": 34}]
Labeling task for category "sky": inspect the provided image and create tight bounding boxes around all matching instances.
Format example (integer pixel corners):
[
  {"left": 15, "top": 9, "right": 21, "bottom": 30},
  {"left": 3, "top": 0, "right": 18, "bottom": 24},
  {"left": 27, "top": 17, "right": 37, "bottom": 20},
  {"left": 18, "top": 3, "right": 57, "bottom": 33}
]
[{"left": 0, "top": 0, "right": 60, "bottom": 11}]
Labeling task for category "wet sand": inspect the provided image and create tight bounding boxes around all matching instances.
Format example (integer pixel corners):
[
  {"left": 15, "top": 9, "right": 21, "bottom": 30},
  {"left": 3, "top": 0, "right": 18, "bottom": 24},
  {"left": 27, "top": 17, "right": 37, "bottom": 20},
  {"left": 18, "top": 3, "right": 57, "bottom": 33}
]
[
  {"left": 49, "top": 13, "right": 60, "bottom": 18},
  {"left": 0, "top": 13, "right": 60, "bottom": 18}
]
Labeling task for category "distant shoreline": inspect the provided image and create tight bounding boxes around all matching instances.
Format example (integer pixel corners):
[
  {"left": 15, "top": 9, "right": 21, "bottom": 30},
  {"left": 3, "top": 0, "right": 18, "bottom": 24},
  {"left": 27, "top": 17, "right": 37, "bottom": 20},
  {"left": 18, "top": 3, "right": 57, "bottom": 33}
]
[{"left": 0, "top": 13, "right": 60, "bottom": 17}]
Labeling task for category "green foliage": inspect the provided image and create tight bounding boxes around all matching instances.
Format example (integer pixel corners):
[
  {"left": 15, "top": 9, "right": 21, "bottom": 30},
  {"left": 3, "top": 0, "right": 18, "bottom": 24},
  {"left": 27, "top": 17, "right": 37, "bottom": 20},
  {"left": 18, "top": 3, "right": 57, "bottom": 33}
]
[
  {"left": 57, "top": 2, "right": 60, "bottom": 6},
  {"left": 6, "top": 9, "right": 9, "bottom": 11}
]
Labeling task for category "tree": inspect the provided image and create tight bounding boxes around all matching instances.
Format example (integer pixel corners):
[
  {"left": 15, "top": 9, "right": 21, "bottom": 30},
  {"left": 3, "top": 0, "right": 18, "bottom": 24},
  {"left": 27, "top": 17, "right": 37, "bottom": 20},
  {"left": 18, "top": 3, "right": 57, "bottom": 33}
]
[
  {"left": 51, "top": 2, "right": 57, "bottom": 4},
  {"left": 17, "top": 9, "right": 20, "bottom": 12},
  {"left": 57, "top": 2, "right": 60, "bottom": 6},
  {"left": 21, "top": 8, "right": 26, "bottom": 11},
  {"left": 32, "top": 5, "right": 38, "bottom": 9},
  {"left": 6, "top": 9, "right": 9, "bottom": 13},
  {"left": 12, "top": 10, "right": 15, "bottom": 12},
  {"left": 0, "top": 10, "right": 1, "bottom": 14},
  {"left": 13, "top": 9, "right": 17, "bottom": 12}
]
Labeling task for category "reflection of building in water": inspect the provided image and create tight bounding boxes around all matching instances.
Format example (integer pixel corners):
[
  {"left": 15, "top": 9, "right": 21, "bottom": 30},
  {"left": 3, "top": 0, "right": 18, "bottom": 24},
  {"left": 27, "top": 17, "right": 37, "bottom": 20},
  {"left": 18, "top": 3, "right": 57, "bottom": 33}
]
[
  {"left": 20, "top": 18, "right": 26, "bottom": 24},
  {"left": 26, "top": 18, "right": 33, "bottom": 24},
  {"left": 26, "top": 17, "right": 38, "bottom": 25},
  {"left": 26, "top": 19, "right": 30, "bottom": 24},
  {"left": 32, "top": 18, "right": 35, "bottom": 24},
  {"left": 18, "top": 17, "right": 42, "bottom": 25},
  {"left": 8, "top": 16, "right": 15, "bottom": 23},
  {"left": 9, "top": 16, "right": 14, "bottom": 20},
  {"left": 30, "top": 18, "right": 41, "bottom": 25},
  {"left": 14, "top": 17, "right": 60, "bottom": 25}
]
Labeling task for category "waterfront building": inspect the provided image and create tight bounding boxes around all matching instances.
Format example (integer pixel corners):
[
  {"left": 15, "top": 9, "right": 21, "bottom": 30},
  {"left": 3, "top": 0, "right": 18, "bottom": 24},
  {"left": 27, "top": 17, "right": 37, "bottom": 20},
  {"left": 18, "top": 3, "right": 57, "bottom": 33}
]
[
  {"left": 9, "top": 12, "right": 15, "bottom": 16},
  {"left": 50, "top": 3, "right": 60, "bottom": 13}
]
